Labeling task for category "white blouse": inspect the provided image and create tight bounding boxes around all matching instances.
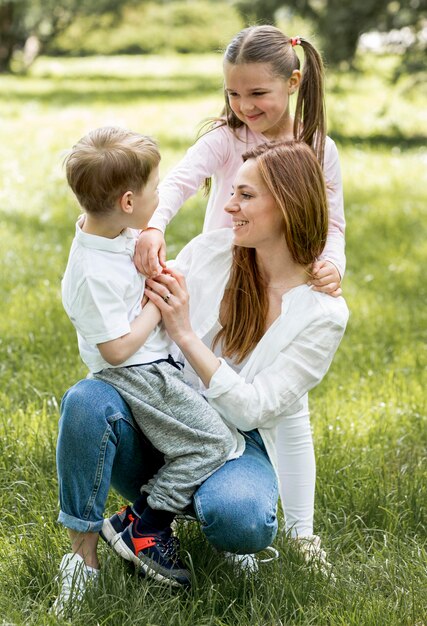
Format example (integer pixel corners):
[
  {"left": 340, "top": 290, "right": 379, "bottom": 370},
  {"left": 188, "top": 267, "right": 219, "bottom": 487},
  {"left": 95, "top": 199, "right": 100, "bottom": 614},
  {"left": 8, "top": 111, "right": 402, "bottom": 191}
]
[{"left": 173, "top": 228, "right": 349, "bottom": 474}]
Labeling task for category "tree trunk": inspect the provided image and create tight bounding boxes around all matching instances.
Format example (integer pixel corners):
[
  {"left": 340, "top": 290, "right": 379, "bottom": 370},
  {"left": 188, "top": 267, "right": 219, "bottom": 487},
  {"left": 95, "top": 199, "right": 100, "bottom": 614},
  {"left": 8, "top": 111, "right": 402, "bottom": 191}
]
[
  {"left": 0, "top": 1, "right": 16, "bottom": 73},
  {"left": 23, "top": 35, "right": 41, "bottom": 70}
]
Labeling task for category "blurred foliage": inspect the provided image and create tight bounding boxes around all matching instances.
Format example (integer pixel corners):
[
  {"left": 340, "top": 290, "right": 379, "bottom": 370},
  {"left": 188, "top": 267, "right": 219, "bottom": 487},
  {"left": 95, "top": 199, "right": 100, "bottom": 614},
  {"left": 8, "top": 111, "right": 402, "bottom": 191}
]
[
  {"left": 392, "top": 2, "right": 427, "bottom": 84},
  {"left": 48, "top": 1, "right": 243, "bottom": 56},
  {"left": 0, "top": 0, "right": 139, "bottom": 72},
  {"left": 3, "top": 0, "right": 425, "bottom": 75},
  {"left": 234, "top": 0, "right": 427, "bottom": 68}
]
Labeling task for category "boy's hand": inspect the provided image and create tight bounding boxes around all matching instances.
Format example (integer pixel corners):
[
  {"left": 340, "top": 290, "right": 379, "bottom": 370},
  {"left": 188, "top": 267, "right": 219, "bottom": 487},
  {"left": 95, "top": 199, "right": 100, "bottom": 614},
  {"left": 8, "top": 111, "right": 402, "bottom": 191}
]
[
  {"left": 310, "top": 260, "right": 342, "bottom": 297},
  {"left": 134, "top": 228, "right": 166, "bottom": 277}
]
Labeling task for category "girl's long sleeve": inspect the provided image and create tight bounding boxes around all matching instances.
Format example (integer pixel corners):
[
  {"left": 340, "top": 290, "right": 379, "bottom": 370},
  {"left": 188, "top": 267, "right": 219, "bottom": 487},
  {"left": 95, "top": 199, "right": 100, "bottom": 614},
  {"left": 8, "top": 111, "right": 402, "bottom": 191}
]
[
  {"left": 148, "top": 127, "right": 231, "bottom": 233},
  {"left": 319, "top": 138, "right": 346, "bottom": 277}
]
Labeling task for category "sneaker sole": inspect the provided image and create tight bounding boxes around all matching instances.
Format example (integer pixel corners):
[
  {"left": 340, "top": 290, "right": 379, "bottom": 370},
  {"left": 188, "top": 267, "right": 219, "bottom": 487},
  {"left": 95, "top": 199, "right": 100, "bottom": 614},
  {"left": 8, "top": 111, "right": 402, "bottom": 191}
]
[{"left": 112, "top": 536, "right": 188, "bottom": 587}]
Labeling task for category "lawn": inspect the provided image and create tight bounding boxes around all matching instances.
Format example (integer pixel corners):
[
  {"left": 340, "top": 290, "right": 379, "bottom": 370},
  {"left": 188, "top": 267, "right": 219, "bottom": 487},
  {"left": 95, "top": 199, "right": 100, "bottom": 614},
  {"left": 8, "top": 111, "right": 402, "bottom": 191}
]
[{"left": 0, "top": 53, "right": 426, "bottom": 625}]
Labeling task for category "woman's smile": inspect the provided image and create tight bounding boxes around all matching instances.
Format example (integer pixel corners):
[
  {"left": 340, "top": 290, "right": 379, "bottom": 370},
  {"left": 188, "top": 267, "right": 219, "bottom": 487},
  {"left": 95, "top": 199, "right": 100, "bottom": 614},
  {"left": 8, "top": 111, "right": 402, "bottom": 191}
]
[{"left": 232, "top": 219, "right": 249, "bottom": 230}]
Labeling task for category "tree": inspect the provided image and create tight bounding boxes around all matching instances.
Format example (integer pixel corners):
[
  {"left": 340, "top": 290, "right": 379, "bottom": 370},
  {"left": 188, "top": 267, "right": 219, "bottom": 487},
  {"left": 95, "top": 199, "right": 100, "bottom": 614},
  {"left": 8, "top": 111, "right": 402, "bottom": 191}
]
[
  {"left": 234, "top": 0, "right": 427, "bottom": 67},
  {"left": 234, "top": 0, "right": 279, "bottom": 24},
  {"left": 0, "top": 0, "right": 137, "bottom": 72}
]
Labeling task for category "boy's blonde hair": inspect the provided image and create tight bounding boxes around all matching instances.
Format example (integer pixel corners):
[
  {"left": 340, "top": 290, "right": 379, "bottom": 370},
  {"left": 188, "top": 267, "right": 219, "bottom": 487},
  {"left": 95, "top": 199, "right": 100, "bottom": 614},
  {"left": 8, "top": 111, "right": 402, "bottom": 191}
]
[{"left": 65, "top": 126, "right": 160, "bottom": 215}]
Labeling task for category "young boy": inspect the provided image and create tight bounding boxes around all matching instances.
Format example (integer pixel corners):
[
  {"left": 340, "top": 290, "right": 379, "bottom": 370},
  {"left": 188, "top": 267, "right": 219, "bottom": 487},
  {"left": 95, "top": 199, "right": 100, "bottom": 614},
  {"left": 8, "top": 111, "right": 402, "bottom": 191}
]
[{"left": 60, "top": 127, "right": 243, "bottom": 590}]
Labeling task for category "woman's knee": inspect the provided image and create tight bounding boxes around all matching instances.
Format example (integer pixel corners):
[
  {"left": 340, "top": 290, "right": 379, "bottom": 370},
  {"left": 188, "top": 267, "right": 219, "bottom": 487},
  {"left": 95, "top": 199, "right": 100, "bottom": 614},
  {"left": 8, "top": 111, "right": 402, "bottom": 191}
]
[
  {"left": 59, "top": 378, "right": 131, "bottom": 438},
  {"left": 194, "top": 489, "right": 278, "bottom": 554}
]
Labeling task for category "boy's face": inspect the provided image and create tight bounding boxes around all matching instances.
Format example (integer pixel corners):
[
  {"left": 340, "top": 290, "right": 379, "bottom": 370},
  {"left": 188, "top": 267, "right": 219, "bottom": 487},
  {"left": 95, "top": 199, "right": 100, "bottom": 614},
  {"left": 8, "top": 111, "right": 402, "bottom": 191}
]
[{"left": 128, "top": 166, "right": 160, "bottom": 229}]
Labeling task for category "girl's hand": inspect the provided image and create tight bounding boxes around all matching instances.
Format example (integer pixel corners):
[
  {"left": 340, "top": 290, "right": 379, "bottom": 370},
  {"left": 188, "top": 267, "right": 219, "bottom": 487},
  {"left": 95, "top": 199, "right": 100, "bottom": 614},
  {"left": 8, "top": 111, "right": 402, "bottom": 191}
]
[
  {"left": 311, "top": 261, "right": 342, "bottom": 297},
  {"left": 134, "top": 228, "right": 166, "bottom": 277},
  {"left": 144, "top": 269, "right": 194, "bottom": 345}
]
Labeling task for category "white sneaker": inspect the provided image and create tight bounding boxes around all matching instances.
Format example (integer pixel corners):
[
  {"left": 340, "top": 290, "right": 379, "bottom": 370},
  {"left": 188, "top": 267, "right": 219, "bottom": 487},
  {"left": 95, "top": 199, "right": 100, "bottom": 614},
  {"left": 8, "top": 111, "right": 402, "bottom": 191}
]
[
  {"left": 51, "top": 552, "right": 99, "bottom": 617},
  {"left": 223, "top": 546, "right": 280, "bottom": 574},
  {"left": 293, "top": 535, "right": 335, "bottom": 578}
]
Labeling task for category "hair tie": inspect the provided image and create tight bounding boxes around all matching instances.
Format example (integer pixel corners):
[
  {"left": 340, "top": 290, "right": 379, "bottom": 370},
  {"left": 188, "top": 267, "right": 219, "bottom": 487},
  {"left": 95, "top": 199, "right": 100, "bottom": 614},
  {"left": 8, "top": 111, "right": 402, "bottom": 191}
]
[{"left": 290, "top": 36, "right": 301, "bottom": 47}]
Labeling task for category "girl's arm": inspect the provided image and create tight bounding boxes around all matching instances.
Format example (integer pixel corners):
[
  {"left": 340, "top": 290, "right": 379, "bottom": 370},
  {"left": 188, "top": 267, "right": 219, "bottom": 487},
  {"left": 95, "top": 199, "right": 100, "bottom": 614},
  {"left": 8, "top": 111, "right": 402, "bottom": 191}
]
[
  {"left": 134, "top": 125, "right": 231, "bottom": 277},
  {"left": 314, "top": 138, "right": 346, "bottom": 289},
  {"left": 149, "top": 124, "right": 231, "bottom": 233},
  {"left": 97, "top": 301, "right": 161, "bottom": 366},
  {"left": 145, "top": 270, "right": 348, "bottom": 431}
]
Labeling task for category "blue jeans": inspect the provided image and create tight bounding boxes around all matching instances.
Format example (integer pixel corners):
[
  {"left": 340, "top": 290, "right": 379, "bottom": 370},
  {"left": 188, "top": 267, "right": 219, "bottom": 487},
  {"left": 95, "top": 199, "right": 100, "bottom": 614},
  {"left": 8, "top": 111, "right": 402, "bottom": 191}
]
[{"left": 56, "top": 378, "right": 278, "bottom": 554}]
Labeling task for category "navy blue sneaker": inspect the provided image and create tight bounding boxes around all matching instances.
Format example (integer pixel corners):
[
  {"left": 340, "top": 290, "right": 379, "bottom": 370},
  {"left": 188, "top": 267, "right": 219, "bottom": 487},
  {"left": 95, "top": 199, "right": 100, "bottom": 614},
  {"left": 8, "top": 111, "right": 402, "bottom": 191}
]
[
  {"left": 100, "top": 505, "right": 136, "bottom": 545},
  {"left": 112, "top": 520, "right": 190, "bottom": 587}
]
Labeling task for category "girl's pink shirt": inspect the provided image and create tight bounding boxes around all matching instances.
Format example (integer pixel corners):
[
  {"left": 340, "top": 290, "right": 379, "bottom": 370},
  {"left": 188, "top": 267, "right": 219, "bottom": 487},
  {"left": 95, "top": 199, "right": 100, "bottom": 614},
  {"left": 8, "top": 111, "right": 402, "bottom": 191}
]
[{"left": 150, "top": 124, "right": 346, "bottom": 276}]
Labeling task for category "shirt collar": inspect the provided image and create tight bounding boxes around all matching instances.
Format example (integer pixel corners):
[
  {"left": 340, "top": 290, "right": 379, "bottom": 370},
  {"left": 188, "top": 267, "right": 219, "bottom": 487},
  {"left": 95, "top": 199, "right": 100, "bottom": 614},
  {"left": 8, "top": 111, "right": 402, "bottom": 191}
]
[{"left": 74, "top": 216, "right": 137, "bottom": 255}]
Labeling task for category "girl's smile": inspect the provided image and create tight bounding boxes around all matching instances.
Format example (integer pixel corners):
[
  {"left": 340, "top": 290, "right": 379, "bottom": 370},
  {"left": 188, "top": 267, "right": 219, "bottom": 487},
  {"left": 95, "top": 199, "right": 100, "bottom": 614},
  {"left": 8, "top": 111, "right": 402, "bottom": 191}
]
[{"left": 245, "top": 112, "right": 263, "bottom": 122}]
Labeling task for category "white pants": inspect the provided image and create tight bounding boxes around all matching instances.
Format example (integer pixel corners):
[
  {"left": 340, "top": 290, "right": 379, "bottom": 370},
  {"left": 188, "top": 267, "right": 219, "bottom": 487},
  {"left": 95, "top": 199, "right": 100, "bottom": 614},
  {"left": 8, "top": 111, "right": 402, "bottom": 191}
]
[{"left": 276, "top": 412, "right": 315, "bottom": 537}]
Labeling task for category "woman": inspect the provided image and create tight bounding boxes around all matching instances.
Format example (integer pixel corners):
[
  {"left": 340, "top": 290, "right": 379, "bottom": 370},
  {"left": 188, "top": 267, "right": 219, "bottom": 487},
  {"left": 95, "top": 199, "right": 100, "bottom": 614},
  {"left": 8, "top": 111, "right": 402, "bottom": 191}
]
[{"left": 54, "top": 141, "right": 348, "bottom": 611}]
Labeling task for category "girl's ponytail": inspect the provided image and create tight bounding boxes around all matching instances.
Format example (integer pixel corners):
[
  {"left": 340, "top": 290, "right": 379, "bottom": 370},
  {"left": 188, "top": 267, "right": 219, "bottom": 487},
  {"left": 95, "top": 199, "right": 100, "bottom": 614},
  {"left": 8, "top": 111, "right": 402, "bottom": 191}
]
[{"left": 292, "top": 37, "right": 326, "bottom": 166}]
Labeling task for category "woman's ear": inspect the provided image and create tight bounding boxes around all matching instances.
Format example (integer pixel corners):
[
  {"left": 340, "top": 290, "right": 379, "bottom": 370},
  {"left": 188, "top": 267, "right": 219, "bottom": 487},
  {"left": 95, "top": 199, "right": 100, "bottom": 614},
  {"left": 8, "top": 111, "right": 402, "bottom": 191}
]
[
  {"left": 288, "top": 69, "right": 302, "bottom": 95},
  {"left": 120, "top": 190, "right": 134, "bottom": 214}
]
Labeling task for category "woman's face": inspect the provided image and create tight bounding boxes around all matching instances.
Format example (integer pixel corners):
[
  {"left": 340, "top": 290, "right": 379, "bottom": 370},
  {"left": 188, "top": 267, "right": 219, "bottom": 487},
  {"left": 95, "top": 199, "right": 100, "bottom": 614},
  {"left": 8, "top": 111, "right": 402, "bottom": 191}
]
[{"left": 225, "top": 158, "right": 284, "bottom": 249}]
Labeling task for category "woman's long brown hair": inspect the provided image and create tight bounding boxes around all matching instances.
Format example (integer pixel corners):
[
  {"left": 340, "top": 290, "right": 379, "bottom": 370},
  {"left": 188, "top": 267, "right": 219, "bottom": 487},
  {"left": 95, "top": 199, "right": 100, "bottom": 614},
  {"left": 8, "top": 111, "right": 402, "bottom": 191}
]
[{"left": 213, "top": 141, "right": 328, "bottom": 364}]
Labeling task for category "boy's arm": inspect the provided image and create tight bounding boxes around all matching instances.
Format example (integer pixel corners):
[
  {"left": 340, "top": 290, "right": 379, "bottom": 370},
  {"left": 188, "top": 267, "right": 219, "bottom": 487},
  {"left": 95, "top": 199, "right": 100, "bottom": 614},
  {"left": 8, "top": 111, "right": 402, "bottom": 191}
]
[{"left": 97, "top": 301, "right": 161, "bottom": 366}]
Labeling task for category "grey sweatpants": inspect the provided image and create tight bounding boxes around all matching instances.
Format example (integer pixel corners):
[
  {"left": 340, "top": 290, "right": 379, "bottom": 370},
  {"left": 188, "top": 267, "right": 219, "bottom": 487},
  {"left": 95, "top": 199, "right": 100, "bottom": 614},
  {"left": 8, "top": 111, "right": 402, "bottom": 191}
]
[{"left": 95, "top": 360, "right": 236, "bottom": 513}]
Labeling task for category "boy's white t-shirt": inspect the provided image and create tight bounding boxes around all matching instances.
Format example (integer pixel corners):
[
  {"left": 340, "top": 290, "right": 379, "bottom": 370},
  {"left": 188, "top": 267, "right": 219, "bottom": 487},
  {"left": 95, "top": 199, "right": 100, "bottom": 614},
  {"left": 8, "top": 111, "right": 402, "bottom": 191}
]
[{"left": 62, "top": 218, "right": 173, "bottom": 374}]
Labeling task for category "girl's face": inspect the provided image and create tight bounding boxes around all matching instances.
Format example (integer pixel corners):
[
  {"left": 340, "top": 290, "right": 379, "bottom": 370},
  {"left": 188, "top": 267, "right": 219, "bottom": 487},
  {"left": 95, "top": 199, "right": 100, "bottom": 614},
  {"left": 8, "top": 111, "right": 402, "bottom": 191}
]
[
  {"left": 225, "top": 158, "right": 284, "bottom": 249},
  {"left": 224, "top": 61, "right": 299, "bottom": 139}
]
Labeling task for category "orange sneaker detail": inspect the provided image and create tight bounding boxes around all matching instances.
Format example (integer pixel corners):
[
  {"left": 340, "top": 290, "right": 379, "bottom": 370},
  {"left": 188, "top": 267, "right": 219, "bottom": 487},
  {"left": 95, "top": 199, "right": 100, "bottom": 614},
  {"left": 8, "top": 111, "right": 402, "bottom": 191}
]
[{"left": 131, "top": 536, "right": 157, "bottom": 553}]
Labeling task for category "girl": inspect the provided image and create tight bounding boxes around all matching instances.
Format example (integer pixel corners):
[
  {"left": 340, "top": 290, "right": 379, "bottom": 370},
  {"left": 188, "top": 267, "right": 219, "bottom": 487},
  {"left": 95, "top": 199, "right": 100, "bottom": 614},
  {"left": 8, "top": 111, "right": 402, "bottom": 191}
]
[
  {"left": 135, "top": 25, "right": 345, "bottom": 540},
  {"left": 135, "top": 25, "right": 345, "bottom": 295}
]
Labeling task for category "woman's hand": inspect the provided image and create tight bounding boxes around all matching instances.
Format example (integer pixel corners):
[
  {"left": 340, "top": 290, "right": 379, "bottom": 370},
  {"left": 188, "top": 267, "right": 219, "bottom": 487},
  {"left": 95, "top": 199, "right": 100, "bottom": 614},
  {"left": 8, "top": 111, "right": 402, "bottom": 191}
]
[
  {"left": 134, "top": 228, "right": 166, "bottom": 277},
  {"left": 144, "top": 269, "right": 194, "bottom": 345},
  {"left": 145, "top": 268, "right": 221, "bottom": 387},
  {"left": 311, "top": 261, "right": 342, "bottom": 297}
]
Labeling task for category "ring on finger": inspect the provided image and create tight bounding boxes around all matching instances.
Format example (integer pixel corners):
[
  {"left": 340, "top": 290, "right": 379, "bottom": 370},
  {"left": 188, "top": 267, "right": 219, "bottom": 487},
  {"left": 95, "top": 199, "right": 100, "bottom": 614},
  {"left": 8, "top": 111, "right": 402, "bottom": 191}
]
[{"left": 163, "top": 292, "right": 171, "bottom": 303}]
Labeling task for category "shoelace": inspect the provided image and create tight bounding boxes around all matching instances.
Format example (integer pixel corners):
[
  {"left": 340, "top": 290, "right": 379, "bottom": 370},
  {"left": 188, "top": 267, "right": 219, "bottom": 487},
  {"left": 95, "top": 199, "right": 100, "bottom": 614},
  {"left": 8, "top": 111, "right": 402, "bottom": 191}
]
[{"left": 163, "top": 535, "right": 180, "bottom": 560}]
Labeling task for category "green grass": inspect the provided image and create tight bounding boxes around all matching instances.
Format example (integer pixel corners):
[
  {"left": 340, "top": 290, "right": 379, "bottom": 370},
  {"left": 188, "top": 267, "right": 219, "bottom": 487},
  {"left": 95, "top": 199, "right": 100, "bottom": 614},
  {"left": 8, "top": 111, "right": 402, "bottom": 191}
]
[{"left": 0, "top": 53, "right": 426, "bottom": 625}]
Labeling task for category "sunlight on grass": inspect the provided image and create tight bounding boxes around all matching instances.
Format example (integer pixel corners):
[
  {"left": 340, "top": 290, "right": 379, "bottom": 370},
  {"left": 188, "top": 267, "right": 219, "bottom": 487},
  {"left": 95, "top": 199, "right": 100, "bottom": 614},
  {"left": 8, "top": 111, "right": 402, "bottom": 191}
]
[{"left": 31, "top": 54, "right": 224, "bottom": 78}]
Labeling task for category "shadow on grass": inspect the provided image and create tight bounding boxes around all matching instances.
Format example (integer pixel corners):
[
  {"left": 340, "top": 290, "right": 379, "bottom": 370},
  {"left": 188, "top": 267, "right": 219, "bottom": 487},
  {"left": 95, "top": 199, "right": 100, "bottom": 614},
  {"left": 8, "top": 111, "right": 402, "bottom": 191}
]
[
  {"left": 330, "top": 131, "right": 426, "bottom": 150},
  {"left": 0, "top": 75, "right": 222, "bottom": 106}
]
